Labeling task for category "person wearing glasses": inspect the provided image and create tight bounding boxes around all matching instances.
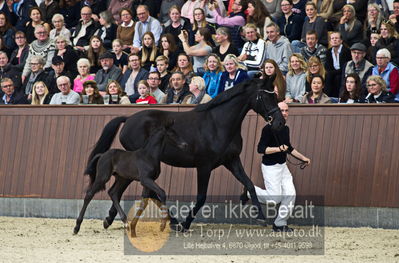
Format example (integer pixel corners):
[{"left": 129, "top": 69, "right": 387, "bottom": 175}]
[
  {"left": 360, "top": 75, "right": 396, "bottom": 103},
  {"left": 0, "top": 78, "right": 28, "bottom": 104},
  {"left": 21, "top": 55, "right": 50, "bottom": 99},
  {"left": 9, "top": 31, "right": 29, "bottom": 72},
  {"left": 49, "top": 76, "right": 80, "bottom": 104},
  {"left": 71, "top": 6, "right": 100, "bottom": 52},
  {"left": 146, "top": 71, "right": 165, "bottom": 103}
]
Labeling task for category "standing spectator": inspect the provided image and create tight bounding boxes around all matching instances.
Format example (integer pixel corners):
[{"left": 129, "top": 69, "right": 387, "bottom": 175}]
[
  {"left": 339, "top": 73, "right": 362, "bottom": 103},
  {"left": 301, "top": 74, "right": 331, "bottom": 104},
  {"left": 219, "top": 54, "right": 249, "bottom": 93},
  {"left": 182, "top": 76, "right": 212, "bottom": 104},
  {"left": 135, "top": 80, "right": 157, "bottom": 104},
  {"left": 265, "top": 22, "right": 293, "bottom": 75},
  {"left": 54, "top": 35, "right": 79, "bottom": 76},
  {"left": 49, "top": 76, "right": 80, "bottom": 104},
  {"left": 71, "top": 6, "right": 100, "bottom": 52},
  {"left": 120, "top": 53, "right": 149, "bottom": 96},
  {"left": 203, "top": 54, "right": 224, "bottom": 98},
  {"left": 39, "top": 0, "right": 60, "bottom": 24},
  {"left": 81, "top": 80, "right": 104, "bottom": 104},
  {"left": 116, "top": 9, "right": 135, "bottom": 52},
  {"left": 163, "top": 5, "right": 191, "bottom": 49},
  {"left": 300, "top": 30, "right": 327, "bottom": 65},
  {"left": 95, "top": 10, "right": 117, "bottom": 50},
  {"left": 285, "top": 53, "right": 307, "bottom": 103},
  {"left": 238, "top": 23, "right": 267, "bottom": 77},
  {"left": 74, "top": 58, "right": 95, "bottom": 93},
  {"left": 246, "top": 0, "right": 273, "bottom": 38},
  {"left": 372, "top": 49, "right": 399, "bottom": 101},
  {"left": 0, "top": 51, "right": 22, "bottom": 90},
  {"left": 146, "top": 71, "right": 165, "bottom": 103},
  {"left": 160, "top": 71, "right": 190, "bottom": 104},
  {"left": 49, "top": 14, "right": 71, "bottom": 45},
  {"left": 94, "top": 52, "right": 123, "bottom": 94},
  {"left": 31, "top": 81, "right": 52, "bottom": 104},
  {"left": 132, "top": 5, "right": 162, "bottom": 53},
  {"left": 0, "top": 78, "right": 28, "bottom": 104},
  {"left": 159, "top": 33, "right": 179, "bottom": 71},
  {"left": 276, "top": 0, "right": 304, "bottom": 42},
  {"left": 22, "top": 25, "right": 55, "bottom": 80},
  {"left": 0, "top": 11, "right": 16, "bottom": 55},
  {"left": 359, "top": 75, "right": 396, "bottom": 103},
  {"left": 25, "top": 7, "right": 51, "bottom": 43},
  {"left": 108, "top": 0, "right": 133, "bottom": 24},
  {"left": 59, "top": 0, "right": 81, "bottom": 29},
  {"left": 338, "top": 4, "right": 363, "bottom": 47},
  {"left": 325, "top": 32, "right": 351, "bottom": 98},
  {"left": 212, "top": 27, "right": 239, "bottom": 62},
  {"left": 9, "top": 31, "right": 29, "bottom": 72},
  {"left": 156, "top": 55, "right": 171, "bottom": 92},
  {"left": 261, "top": 59, "right": 286, "bottom": 102}
]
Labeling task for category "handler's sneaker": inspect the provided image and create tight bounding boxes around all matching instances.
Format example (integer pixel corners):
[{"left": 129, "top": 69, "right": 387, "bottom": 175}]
[{"left": 272, "top": 224, "right": 293, "bottom": 232}]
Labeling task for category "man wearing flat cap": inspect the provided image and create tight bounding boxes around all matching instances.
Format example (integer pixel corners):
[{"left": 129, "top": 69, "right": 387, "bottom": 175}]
[
  {"left": 47, "top": 56, "right": 74, "bottom": 94},
  {"left": 94, "top": 51, "right": 122, "bottom": 94},
  {"left": 341, "top": 43, "right": 373, "bottom": 95}
]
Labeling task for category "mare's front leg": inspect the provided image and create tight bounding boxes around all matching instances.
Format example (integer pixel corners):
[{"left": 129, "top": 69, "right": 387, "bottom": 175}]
[{"left": 224, "top": 157, "right": 267, "bottom": 225}]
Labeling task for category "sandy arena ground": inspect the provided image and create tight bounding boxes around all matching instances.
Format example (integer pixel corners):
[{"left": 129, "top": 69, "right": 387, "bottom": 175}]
[{"left": 1, "top": 216, "right": 399, "bottom": 263}]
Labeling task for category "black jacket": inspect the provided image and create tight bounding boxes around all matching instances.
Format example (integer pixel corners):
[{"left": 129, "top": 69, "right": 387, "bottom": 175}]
[
  {"left": 71, "top": 19, "right": 100, "bottom": 47},
  {"left": 0, "top": 91, "right": 29, "bottom": 104},
  {"left": 0, "top": 64, "right": 22, "bottom": 91},
  {"left": 21, "top": 71, "right": 50, "bottom": 95},
  {"left": 325, "top": 45, "right": 351, "bottom": 72},
  {"left": 359, "top": 91, "right": 396, "bottom": 103}
]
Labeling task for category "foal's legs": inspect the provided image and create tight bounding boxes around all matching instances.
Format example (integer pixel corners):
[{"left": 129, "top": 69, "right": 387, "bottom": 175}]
[
  {"left": 103, "top": 179, "right": 131, "bottom": 229},
  {"left": 107, "top": 177, "right": 131, "bottom": 227},
  {"left": 224, "top": 157, "right": 267, "bottom": 224}
]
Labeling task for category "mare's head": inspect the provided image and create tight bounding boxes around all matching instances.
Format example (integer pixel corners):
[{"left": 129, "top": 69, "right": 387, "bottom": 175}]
[{"left": 249, "top": 75, "right": 285, "bottom": 131}]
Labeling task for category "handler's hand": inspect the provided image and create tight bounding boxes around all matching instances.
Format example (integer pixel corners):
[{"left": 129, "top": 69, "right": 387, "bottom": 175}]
[
  {"left": 279, "top": 145, "right": 289, "bottom": 152},
  {"left": 302, "top": 157, "right": 311, "bottom": 166}
]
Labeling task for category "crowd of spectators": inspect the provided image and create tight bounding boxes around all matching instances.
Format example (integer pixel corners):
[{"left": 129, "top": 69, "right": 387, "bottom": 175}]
[{"left": 1, "top": 0, "right": 399, "bottom": 105}]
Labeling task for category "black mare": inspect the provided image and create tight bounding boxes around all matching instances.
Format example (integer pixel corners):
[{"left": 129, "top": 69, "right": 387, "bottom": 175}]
[
  {"left": 85, "top": 76, "right": 285, "bottom": 231},
  {"left": 74, "top": 122, "right": 187, "bottom": 235}
]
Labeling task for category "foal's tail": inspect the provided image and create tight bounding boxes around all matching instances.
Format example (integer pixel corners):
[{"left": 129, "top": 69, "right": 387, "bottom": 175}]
[
  {"left": 84, "top": 116, "right": 127, "bottom": 175},
  {"left": 86, "top": 154, "right": 102, "bottom": 189}
]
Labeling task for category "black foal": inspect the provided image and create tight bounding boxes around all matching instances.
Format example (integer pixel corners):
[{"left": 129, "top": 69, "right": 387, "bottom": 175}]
[{"left": 73, "top": 122, "right": 187, "bottom": 235}]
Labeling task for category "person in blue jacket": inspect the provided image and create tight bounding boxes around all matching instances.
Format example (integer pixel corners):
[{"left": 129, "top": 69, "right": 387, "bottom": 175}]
[{"left": 219, "top": 54, "right": 249, "bottom": 93}]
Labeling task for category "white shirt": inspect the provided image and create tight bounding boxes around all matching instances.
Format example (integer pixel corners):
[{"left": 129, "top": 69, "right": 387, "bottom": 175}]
[{"left": 331, "top": 44, "right": 343, "bottom": 70}]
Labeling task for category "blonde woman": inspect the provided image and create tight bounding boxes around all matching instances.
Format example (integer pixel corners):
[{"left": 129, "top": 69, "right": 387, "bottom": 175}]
[
  {"left": 338, "top": 5, "right": 363, "bottom": 47},
  {"left": 31, "top": 81, "right": 51, "bottom": 104},
  {"left": 182, "top": 76, "right": 212, "bottom": 104},
  {"left": 305, "top": 56, "right": 326, "bottom": 92},
  {"left": 285, "top": 53, "right": 307, "bottom": 103},
  {"left": 364, "top": 4, "right": 383, "bottom": 40},
  {"left": 219, "top": 54, "right": 249, "bottom": 92},
  {"left": 106, "top": 80, "right": 131, "bottom": 104},
  {"left": 360, "top": 75, "right": 395, "bottom": 103},
  {"left": 138, "top": 32, "right": 160, "bottom": 71}
]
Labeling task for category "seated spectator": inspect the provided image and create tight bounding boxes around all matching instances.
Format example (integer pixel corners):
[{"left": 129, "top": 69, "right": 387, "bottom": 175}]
[
  {"left": 159, "top": 0, "right": 185, "bottom": 24},
  {"left": 135, "top": 80, "right": 157, "bottom": 104},
  {"left": 21, "top": 55, "right": 49, "bottom": 98},
  {"left": 306, "top": 56, "right": 326, "bottom": 92},
  {"left": 238, "top": 23, "right": 267, "bottom": 77},
  {"left": 105, "top": 80, "right": 131, "bottom": 104},
  {"left": 178, "top": 27, "right": 213, "bottom": 73},
  {"left": 389, "top": 0, "right": 399, "bottom": 33},
  {"left": 95, "top": 10, "right": 117, "bottom": 50},
  {"left": 54, "top": 35, "right": 79, "bottom": 76},
  {"left": 292, "top": 1, "right": 328, "bottom": 52},
  {"left": 364, "top": 3, "right": 383, "bottom": 41},
  {"left": 261, "top": 59, "right": 286, "bottom": 102},
  {"left": 39, "top": 0, "right": 60, "bottom": 24},
  {"left": 292, "top": 0, "right": 307, "bottom": 18},
  {"left": 0, "top": 12, "right": 16, "bottom": 55},
  {"left": 132, "top": 5, "right": 162, "bottom": 53},
  {"left": 0, "top": 78, "right": 28, "bottom": 104},
  {"left": 276, "top": 0, "right": 304, "bottom": 42},
  {"left": 313, "top": 0, "right": 333, "bottom": 20},
  {"left": 86, "top": 36, "right": 106, "bottom": 73},
  {"left": 156, "top": 55, "right": 171, "bottom": 92},
  {"left": 147, "top": 71, "right": 165, "bottom": 103},
  {"left": 163, "top": 5, "right": 191, "bottom": 49},
  {"left": 246, "top": 0, "right": 273, "bottom": 38},
  {"left": 187, "top": 8, "right": 216, "bottom": 46},
  {"left": 47, "top": 56, "right": 73, "bottom": 94},
  {"left": 13, "top": 0, "right": 36, "bottom": 32},
  {"left": 94, "top": 51, "right": 122, "bottom": 94},
  {"left": 50, "top": 76, "right": 81, "bottom": 104},
  {"left": 341, "top": 43, "right": 373, "bottom": 95},
  {"left": 59, "top": 0, "right": 81, "bottom": 29},
  {"left": 219, "top": 54, "right": 249, "bottom": 93},
  {"left": 367, "top": 32, "right": 380, "bottom": 65},
  {"left": 81, "top": 80, "right": 104, "bottom": 104},
  {"left": 325, "top": 32, "right": 351, "bottom": 98},
  {"left": 375, "top": 21, "right": 399, "bottom": 66},
  {"left": 263, "top": 0, "right": 283, "bottom": 20},
  {"left": 339, "top": 73, "right": 362, "bottom": 103},
  {"left": 359, "top": 75, "right": 396, "bottom": 103},
  {"left": 285, "top": 53, "right": 307, "bottom": 103},
  {"left": 372, "top": 48, "right": 399, "bottom": 101},
  {"left": 116, "top": 8, "right": 135, "bottom": 52},
  {"left": 25, "top": 7, "right": 51, "bottom": 44},
  {"left": 31, "top": 81, "right": 52, "bottom": 104},
  {"left": 130, "top": 0, "right": 159, "bottom": 19},
  {"left": 22, "top": 25, "right": 55, "bottom": 80},
  {"left": 182, "top": 76, "right": 212, "bottom": 104},
  {"left": 112, "top": 39, "right": 128, "bottom": 74},
  {"left": 203, "top": 54, "right": 224, "bottom": 98},
  {"left": 121, "top": 53, "right": 149, "bottom": 96},
  {"left": 161, "top": 71, "right": 190, "bottom": 104},
  {"left": 368, "top": 0, "right": 390, "bottom": 18},
  {"left": 79, "top": 0, "right": 107, "bottom": 20},
  {"left": 338, "top": 5, "right": 363, "bottom": 47},
  {"left": 49, "top": 14, "right": 71, "bottom": 45},
  {"left": 181, "top": 0, "right": 226, "bottom": 24},
  {"left": 9, "top": 31, "right": 29, "bottom": 72},
  {"left": 0, "top": 51, "right": 22, "bottom": 91},
  {"left": 300, "top": 30, "right": 327, "bottom": 65},
  {"left": 301, "top": 74, "right": 331, "bottom": 104},
  {"left": 74, "top": 58, "right": 95, "bottom": 93},
  {"left": 212, "top": 27, "right": 239, "bottom": 62},
  {"left": 138, "top": 32, "right": 161, "bottom": 71},
  {"left": 173, "top": 53, "right": 195, "bottom": 84},
  {"left": 71, "top": 6, "right": 100, "bottom": 53},
  {"left": 159, "top": 33, "right": 179, "bottom": 71},
  {"left": 107, "top": 0, "right": 133, "bottom": 24},
  {"left": 265, "top": 22, "right": 293, "bottom": 75},
  {"left": 331, "top": 0, "right": 368, "bottom": 27}
]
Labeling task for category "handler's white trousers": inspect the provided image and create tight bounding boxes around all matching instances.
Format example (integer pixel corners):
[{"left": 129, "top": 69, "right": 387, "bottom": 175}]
[{"left": 249, "top": 163, "right": 296, "bottom": 227}]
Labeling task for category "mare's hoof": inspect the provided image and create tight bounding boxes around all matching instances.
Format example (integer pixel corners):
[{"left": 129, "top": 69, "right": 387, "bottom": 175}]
[
  {"left": 73, "top": 226, "right": 80, "bottom": 235},
  {"left": 103, "top": 218, "right": 111, "bottom": 229}
]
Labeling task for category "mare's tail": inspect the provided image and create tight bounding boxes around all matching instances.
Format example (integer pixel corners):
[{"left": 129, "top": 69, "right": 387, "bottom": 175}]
[{"left": 84, "top": 116, "right": 127, "bottom": 175}]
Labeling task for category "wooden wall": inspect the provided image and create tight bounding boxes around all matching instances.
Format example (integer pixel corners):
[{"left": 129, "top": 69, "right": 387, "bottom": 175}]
[{"left": 0, "top": 105, "right": 398, "bottom": 208}]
